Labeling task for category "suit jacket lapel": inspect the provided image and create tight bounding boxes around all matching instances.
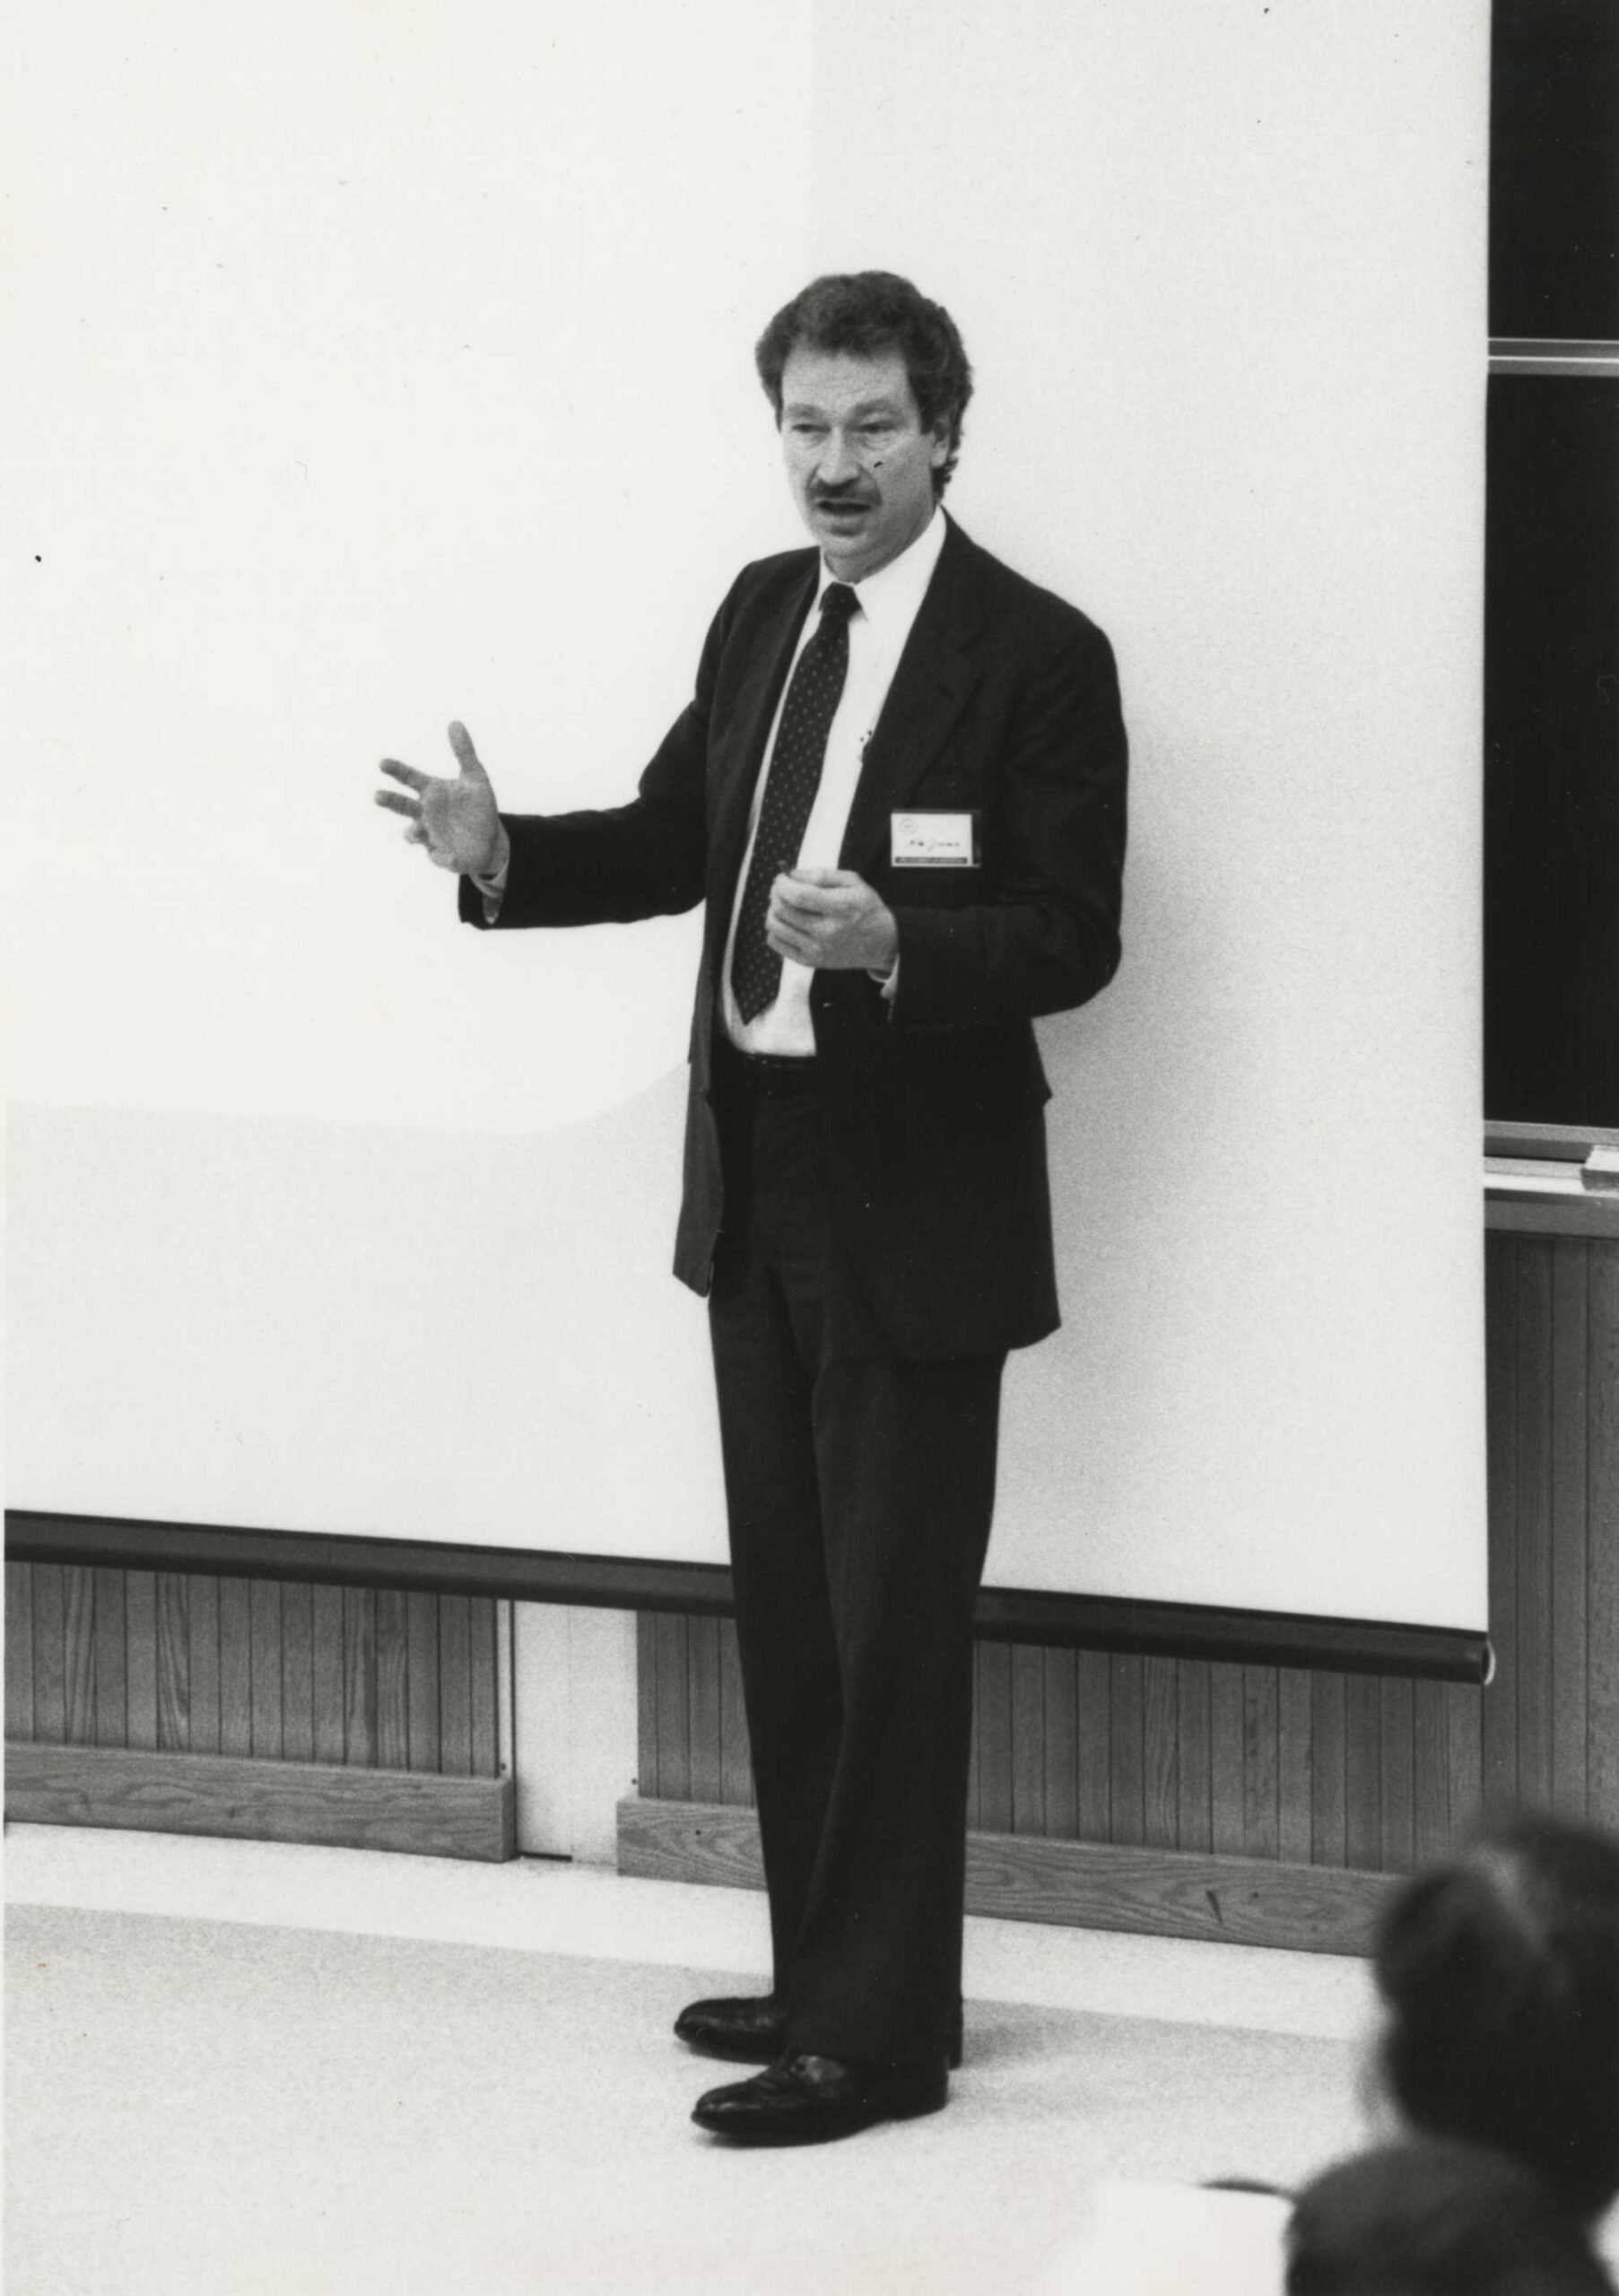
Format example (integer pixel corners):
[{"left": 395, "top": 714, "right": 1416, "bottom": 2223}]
[{"left": 840, "top": 517, "right": 986, "bottom": 875}]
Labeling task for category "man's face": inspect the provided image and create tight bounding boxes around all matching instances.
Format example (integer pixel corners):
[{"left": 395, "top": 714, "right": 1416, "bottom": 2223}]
[{"left": 779, "top": 345, "right": 949, "bottom": 582}]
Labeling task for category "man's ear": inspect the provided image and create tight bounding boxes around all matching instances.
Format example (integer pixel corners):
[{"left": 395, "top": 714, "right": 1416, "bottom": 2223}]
[{"left": 929, "top": 423, "right": 951, "bottom": 470}]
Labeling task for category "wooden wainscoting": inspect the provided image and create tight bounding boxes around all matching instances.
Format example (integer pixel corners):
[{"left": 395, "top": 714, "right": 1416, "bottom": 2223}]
[
  {"left": 4, "top": 1570, "right": 511, "bottom": 1859},
  {"left": 621, "top": 1234, "right": 1619, "bottom": 1949}
]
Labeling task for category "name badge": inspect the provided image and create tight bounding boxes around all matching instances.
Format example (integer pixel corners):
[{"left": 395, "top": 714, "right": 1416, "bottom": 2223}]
[{"left": 891, "top": 810, "right": 980, "bottom": 867}]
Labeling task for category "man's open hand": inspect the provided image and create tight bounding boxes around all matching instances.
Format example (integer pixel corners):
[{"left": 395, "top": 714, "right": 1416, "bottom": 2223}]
[
  {"left": 374, "top": 721, "right": 505, "bottom": 876},
  {"left": 767, "top": 868, "right": 899, "bottom": 973}
]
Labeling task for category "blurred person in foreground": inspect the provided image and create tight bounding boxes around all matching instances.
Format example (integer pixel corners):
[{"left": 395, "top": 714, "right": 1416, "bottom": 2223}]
[
  {"left": 1370, "top": 1813, "right": 1619, "bottom": 2226},
  {"left": 1285, "top": 2137, "right": 1615, "bottom": 2296},
  {"left": 1028, "top": 1814, "right": 1619, "bottom": 2292}
]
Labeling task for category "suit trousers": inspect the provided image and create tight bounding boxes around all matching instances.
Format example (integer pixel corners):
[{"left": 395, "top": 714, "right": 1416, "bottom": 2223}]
[{"left": 707, "top": 1055, "right": 1005, "bottom": 2066}]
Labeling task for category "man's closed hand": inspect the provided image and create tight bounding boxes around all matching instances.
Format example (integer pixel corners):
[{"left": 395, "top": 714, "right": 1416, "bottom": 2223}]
[{"left": 766, "top": 868, "right": 900, "bottom": 974}]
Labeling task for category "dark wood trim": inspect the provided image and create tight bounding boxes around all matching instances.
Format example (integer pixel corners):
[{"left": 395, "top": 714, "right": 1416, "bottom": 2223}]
[
  {"left": 1486, "top": 1194, "right": 1619, "bottom": 1239},
  {"left": 1487, "top": 342, "right": 1619, "bottom": 377},
  {"left": 1486, "top": 1123, "right": 1619, "bottom": 1161},
  {"left": 616, "top": 1796, "right": 1395, "bottom": 1958},
  {"left": 3, "top": 1511, "right": 736, "bottom": 1614},
  {"left": 4, "top": 1511, "right": 1491, "bottom": 1682},
  {"left": 4, "top": 1742, "right": 516, "bottom": 1862},
  {"left": 968, "top": 1586, "right": 1487, "bottom": 1683}
]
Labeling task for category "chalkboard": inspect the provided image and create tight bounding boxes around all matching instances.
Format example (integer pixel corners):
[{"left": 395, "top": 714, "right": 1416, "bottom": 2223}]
[
  {"left": 1484, "top": 0, "right": 1619, "bottom": 1135},
  {"left": 1490, "top": 0, "right": 1619, "bottom": 344},
  {"left": 1484, "top": 376, "right": 1619, "bottom": 1131}
]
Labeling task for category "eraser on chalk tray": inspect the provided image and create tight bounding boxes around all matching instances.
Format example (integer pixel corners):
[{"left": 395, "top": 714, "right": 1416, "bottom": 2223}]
[{"left": 1581, "top": 1144, "right": 1619, "bottom": 1192}]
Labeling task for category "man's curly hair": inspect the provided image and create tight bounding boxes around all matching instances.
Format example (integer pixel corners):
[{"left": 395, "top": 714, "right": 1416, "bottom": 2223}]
[{"left": 755, "top": 273, "right": 974, "bottom": 498}]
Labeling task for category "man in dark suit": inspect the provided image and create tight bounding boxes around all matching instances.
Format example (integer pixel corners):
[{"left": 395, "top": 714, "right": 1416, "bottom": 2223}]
[{"left": 375, "top": 273, "right": 1127, "bottom": 2144}]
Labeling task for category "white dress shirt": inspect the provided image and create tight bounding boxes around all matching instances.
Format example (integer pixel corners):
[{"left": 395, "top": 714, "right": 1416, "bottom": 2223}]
[
  {"left": 720, "top": 507, "right": 945, "bottom": 1056},
  {"left": 472, "top": 509, "right": 946, "bottom": 1057}
]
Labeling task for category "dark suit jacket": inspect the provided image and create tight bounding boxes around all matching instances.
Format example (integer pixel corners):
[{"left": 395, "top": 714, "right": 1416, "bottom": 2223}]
[{"left": 460, "top": 514, "right": 1127, "bottom": 1359}]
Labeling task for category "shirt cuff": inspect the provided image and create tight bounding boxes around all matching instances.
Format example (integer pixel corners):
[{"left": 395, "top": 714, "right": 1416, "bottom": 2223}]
[
  {"left": 867, "top": 957, "right": 901, "bottom": 1001},
  {"left": 469, "top": 829, "right": 510, "bottom": 920}
]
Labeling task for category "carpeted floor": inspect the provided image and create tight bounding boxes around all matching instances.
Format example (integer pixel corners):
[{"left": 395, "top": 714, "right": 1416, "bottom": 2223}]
[{"left": 6, "top": 1888, "right": 1364, "bottom": 2296}]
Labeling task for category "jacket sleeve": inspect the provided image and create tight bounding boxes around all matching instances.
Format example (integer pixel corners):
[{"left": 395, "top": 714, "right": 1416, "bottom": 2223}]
[
  {"left": 457, "top": 589, "right": 732, "bottom": 934},
  {"left": 887, "top": 623, "right": 1127, "bottom": 1028}
]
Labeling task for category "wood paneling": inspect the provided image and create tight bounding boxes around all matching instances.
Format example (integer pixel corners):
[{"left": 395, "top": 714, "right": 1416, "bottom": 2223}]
[
  {"left": 1175, "top": 1657, "right": 1212, "bottom": 1854},
  {"left": 1380, "top": 1678, "right": 1414, "bottom": 1874},
  {"left": 65, "top": 1568, "right": 96, "bottom": 1745},
  {"left": 718, "top": 1618, "right": 755, "bottom": 1810},
  {"left": 250, "top": 1578, "right": 283, "bottom": 1759},
  {"left": 1550, "top": 1240, "right": 1590, "bottom": 1818},
  {"left": 1590, "top": 1246, "right": 1619, "bottom": 1830},
  {"left": 1484, "top": 1231, "right": 1521, "bottom": 1817},
  {"left": 342, "top": 1586, "right": 376, "bottom": 1768},
  {"left": 686, "top": 1614, "right": 722, "bottom": 1806},
  {"left": 1042, "top": 1648, "right": 1079, "bottom": 1842},
  {"left": 219, "top": 1577, "right": 253, "bottom": 1759},
  {"left": 636, "top": 1614, "right": 661, "bottom": 1800},
  {"left": 6, "top": 1560, "right": 35, "bottom": 1737},
  {"left": 32, "top": 1565, "right": 65, "bottom": 1744},
  {"left": 281, "top": 1581, "right": 315, "bottom": 1765},
  {"left": 312, "top": 1584, "right": 344, "bottom": 1764},
  {"left": 1446, "top": 1679, "right": 1484, "bottom": 1845},
  {"left": 1277, "top": 1670, "right": 1313, "bottom": 1866},
  {"left": 406, "top": 1593, "right": 441, "bottom": 1773},
  {"left": 1241, "top": 1666, "right": 1280, "bottom": 1861},
  {"left": 652, "top": 1613, "right": 689, "bottom": 1799},
  {"left": 1342, "top": 1674, "right": 1383, "bottom": 1871},
  {"left": 1013, "top": 1644, "right": 1048, "bottom": 1837},
  {"left": 1110, "top": 1654, "right": 1146, "bottom": 1849},
  {"left": 470, "top": 1597, "right": 500, "bottom": 1780},
  {"left": 376, "top": 1587, "right": 410, "bottom": 1771},
  {"left": 977, "top": 1643, "right": 1014, "bottom": 1834},
  {"left": 9, "top": 1743, "right": 514, "bottom": 1863},
  {"left": 126, "top": 1571, "right": 159, "bottom": 1752},
  {"left": 157, "top": 1574, "right": 189, "bottom": 1753},
  {"left": 1209, "top": 1663, "right": 1244, "bottom": 1857},
  {"left": 626, "top": 1236, "right": 1619, "bottom": 1898},
  {"left": 1310, "top": 1672, "right": 1347, "bottom": 1868},
  {"left": 618, "top": 1796, "right": 1395, "bottom": 1959},
  {"left": 5, "top": 1571, "right": 501, "bottom": 1788},
  {"left": 1412, "top": 1683, "right": 1450, "bottom": 1868},
  {"left": 1075, "top": 1651, "right": 1111, "bottom": 1840},
  {"left": 187, "top": 1576, "right": 220, "bottom": 1756},
  {"left": 1515, "top": 1238, "right": 1555, "bottom": 1808}
]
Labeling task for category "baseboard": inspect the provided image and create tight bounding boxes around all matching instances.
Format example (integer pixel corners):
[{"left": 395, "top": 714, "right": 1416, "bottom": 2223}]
[
  {"left": 615, "top": 1796, "right": 1394, "bottom": 1957},
  {"left": 5, "top": 1742, "right": 516, "bottom": 1863}
]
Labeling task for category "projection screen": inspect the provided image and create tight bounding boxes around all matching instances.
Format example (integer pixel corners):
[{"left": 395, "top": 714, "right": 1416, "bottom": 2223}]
[{"left": 5, "top": 0, "right": 1489, "bottom": 1633}]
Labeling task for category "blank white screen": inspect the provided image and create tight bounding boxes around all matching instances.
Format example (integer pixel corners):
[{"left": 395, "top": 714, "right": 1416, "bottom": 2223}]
[{"left": 5, "top": 0, "right": 1489, "bottom": 1631}]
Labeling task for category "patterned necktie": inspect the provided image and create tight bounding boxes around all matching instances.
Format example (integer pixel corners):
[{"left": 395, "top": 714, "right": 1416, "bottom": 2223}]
[{"left": 729, "top": 582, "right": 861, "bottom": 1023}]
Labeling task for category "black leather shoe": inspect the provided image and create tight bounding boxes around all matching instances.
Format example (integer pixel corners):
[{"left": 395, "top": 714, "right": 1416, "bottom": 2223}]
[
  {"left": 675, "top": 1994, "right": 964, "bottom": 2070},
  {"left": 674, "top": 1993, "right": 788, "bottom": 2064},
  {"left": 692, "top": 2052, "right": 948, "bottom": 2144}
]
